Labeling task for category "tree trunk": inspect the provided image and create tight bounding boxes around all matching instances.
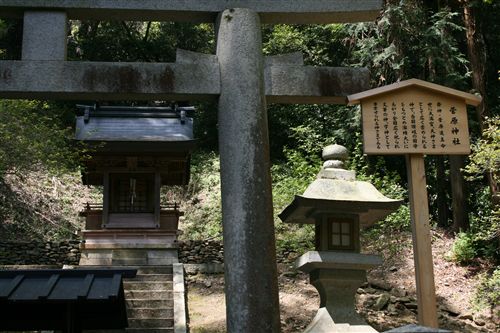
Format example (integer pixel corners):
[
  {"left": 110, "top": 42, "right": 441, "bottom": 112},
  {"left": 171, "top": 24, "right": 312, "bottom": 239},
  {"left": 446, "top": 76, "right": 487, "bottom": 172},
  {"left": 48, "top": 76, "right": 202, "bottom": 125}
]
[
  {"left": 462, "top": 2, "right": 488, "bottom": 130},
  {"left": 449, "top": 155, "right": 469, "bottom": 232},
  {"left": 462, "top": 0, "right": 498, "bottom": 221},
  {"left": 435, "top": 156, "right": 449, "bottom": 228}
]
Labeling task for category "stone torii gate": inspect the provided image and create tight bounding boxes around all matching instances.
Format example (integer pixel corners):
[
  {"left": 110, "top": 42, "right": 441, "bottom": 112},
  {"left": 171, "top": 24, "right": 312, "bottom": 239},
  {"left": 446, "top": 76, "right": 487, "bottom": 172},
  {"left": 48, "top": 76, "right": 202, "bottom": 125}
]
[{"left": 0, "top": 1, "right": 382, "bottom": 332}]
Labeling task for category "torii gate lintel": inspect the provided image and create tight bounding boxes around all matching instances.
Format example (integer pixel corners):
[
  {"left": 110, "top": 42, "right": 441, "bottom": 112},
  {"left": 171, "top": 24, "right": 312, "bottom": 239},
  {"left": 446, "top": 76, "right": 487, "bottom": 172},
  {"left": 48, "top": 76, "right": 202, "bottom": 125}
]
[{"left": 0, "top": 0, "right": 382, "bottom": 24}]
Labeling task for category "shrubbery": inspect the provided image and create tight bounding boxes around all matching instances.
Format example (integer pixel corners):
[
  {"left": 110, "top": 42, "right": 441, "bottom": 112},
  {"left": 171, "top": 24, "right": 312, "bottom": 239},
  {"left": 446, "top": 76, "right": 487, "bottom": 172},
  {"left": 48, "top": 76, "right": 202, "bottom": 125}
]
[{"left": 474, "top": 268, "right": 500, "bottom": 314}]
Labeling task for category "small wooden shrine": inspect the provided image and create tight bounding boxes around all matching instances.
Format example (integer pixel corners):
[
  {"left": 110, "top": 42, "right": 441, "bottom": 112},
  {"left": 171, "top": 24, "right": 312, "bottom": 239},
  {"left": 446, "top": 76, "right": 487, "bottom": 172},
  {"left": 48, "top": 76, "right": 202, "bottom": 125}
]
[{"left": 75, "top": 105, "right": 195, "bottom": 265}]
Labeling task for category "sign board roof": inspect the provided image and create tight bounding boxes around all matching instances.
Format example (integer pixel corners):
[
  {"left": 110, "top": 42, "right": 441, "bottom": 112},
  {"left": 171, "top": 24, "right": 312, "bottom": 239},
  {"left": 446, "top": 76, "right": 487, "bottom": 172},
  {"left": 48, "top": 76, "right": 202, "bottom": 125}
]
[{"left": 348, "top": 79, "right": 481, "bottom": 106}]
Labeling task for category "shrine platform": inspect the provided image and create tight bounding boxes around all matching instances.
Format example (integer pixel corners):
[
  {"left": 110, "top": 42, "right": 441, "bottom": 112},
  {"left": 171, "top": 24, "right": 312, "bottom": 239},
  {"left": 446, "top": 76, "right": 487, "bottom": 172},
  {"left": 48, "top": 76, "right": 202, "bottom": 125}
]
[{"left": 79, "top": 205, "right": 181, "bottom": 266}]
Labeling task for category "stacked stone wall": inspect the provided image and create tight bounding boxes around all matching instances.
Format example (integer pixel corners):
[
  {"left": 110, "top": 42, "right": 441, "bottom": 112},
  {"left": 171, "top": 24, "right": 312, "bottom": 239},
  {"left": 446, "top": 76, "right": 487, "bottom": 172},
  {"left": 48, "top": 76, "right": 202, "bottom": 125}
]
[
  {"left": 0, "top": 239, "right": 305, "bottom": 265},
  {"left": 0, "top": 240, "right": 81, "bottom": 265},
  {"left": 178, "top": 240, "right": 305, "bottom": 264}
]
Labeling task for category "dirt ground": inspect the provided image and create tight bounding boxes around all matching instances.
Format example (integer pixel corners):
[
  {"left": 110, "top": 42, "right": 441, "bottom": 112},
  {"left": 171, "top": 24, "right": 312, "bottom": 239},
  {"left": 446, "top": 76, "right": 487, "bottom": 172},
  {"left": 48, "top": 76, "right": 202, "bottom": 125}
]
[{"left": 186, "top": 231, "right": 498, "bottom": 333}]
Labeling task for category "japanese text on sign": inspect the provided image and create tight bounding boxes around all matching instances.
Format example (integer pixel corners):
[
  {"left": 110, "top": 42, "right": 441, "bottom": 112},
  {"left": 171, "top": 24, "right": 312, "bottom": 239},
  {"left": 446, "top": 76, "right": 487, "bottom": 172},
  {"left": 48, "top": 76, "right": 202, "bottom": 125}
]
[{"left": 362, "top": 91, "right": 470, "bottom": 155}]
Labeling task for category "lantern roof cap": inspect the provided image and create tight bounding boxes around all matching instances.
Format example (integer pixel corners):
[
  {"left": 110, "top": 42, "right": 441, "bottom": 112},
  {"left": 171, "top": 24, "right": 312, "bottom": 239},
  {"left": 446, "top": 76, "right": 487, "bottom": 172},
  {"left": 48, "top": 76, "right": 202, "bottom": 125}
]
[
  {"left": 347, "top": 79, "right": 482, "bottom": 106},
  {"left": 278, "top": 144, "right": 402, "bottom": 226}
]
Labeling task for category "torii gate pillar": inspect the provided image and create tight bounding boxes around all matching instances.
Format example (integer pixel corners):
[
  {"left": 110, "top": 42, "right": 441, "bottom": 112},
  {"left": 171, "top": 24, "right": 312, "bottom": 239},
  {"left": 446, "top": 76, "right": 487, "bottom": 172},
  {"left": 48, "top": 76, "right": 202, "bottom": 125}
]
[{"left": 216, "top": 8, "right": 281, "bottom": 332}]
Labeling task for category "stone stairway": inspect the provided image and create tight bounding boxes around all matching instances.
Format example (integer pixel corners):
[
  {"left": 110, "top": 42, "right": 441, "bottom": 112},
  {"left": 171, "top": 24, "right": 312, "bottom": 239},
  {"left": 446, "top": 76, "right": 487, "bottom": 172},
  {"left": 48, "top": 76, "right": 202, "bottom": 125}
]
[{"left": 123, "top": 266, "right": 175, "bottom": 333}]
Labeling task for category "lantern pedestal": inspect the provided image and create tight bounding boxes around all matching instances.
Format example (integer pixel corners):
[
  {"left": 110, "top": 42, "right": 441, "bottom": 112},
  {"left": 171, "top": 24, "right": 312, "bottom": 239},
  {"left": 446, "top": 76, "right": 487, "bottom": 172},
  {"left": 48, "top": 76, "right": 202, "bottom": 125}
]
[
  {"left": 297, "top": 251, "right": 381, "bottom": 330},
  {"left": 304, "top": 308, "right": 378, "bottom": 333}
]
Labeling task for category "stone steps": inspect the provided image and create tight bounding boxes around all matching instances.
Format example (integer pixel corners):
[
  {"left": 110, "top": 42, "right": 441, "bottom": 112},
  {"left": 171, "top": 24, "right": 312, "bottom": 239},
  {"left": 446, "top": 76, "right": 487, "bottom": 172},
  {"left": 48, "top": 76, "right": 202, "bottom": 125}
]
[
  {"left": 126, "top": 299, "right": 173, "bottom": 308},
  {"left": 125, "top": 290, "right": 173, "bottom": 299},
  {"left": 124, "top": 281, "right": 173, "bottom": 290},
  {"left": 127, "top": 308, "right": 174, "bottom": 319},
  {"left": 123, "top": 266, "right": 175, "bottom": 332},
  {"left": 126, "top": 328, "right": 174, "bottom": 333},
  {"left": 132, "top": 274, "right": 173, "bottom": 281},
  {"left": 128, "top": 319, "right": 174, "bottom": 329},
  {"left": 137, "top": 266, "right": 173, "bottom": 275}
]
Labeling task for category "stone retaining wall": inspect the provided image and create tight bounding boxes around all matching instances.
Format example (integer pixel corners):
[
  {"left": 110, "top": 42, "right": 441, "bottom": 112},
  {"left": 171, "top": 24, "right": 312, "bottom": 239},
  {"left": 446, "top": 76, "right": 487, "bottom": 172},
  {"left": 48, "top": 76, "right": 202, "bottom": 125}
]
[
  {"left": 0, "top": 239, "right": 304, "bottom": 266},
  {"left": 178, "top": 240, "right": 304, "bottom": 264},
  {"left": 0, "top": 240, "right": 81, "bottom": 265}
]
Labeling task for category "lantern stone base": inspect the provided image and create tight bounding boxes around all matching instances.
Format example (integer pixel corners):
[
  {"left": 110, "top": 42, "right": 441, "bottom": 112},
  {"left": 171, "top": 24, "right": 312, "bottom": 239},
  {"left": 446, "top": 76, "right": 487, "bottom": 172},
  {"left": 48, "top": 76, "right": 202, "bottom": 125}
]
[
  {"left": 304, "top": 308, "right": 378, "bottom": 333},
  {"left": 296, "top": 251, "right": 382, "bottom": 327}
]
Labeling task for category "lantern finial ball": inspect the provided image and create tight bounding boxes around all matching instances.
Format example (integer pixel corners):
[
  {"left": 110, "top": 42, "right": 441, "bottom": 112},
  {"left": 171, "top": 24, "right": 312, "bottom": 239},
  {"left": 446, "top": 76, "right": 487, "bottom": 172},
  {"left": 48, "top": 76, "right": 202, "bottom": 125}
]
[{"left": 322, "top": 144, "right": 348, "bottom": 170}]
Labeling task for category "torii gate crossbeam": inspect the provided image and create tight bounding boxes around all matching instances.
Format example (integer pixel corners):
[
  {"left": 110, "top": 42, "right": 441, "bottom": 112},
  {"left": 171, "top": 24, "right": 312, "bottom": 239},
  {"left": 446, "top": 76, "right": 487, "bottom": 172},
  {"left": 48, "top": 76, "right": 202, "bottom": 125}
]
[
  {"left": 0, "top": 1, "right": 382, "bottom": 332},
  {"left": 0, "top": 0, "right": 381, "bottom": 23}
]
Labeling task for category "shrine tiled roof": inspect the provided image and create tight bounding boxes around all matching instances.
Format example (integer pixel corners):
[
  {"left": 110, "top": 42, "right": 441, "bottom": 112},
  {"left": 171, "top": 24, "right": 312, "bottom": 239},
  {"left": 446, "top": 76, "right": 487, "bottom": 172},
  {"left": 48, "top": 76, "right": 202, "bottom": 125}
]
[{"left": 75, "top": 105, "right": 194, "bottom": 142}]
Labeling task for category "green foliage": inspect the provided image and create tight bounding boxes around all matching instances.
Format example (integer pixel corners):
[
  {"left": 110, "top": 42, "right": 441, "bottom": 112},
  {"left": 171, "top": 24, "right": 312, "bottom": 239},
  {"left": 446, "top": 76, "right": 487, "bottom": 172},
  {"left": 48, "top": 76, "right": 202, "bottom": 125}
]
[
  {"left": 272, "top": 148, "right": 319, "bottom": 252},
  {"left": 462, "top": 117, "right": 500, "bottom": 261},
  {"left": 0, "top": 100, "right": 86, "bottom": 241},
  {"left": 447, "top": 232, "right": 477, "bottom": 264},
  {"left": 268, "top": 104, "right": 361, "bottom": 160},
  {"left": 0, "top": 170, "right": 91, "bottom": 241},
  {"left": 263, "top": 24, "right": 347, "bottom": 66},
  {"left": 0, "top": 100, "right": 81, "bottom": 178},
  {"left": 166, "top": 151, "right": 223, "bottom": 240},
  {"left": 0, "top": 18, "right": 21, "bottom": 60},
  {"left": 473, "top": 268, "right": 500, "bottom": 312},
  {"left": 344, "top": 2, "right": 469, "bottom": 87},
  {"left": 68, "top": 20, "right": 214, "bottom": 62},
  {"left": 466, "top": 116, "right": 500, "bottom": 183}
]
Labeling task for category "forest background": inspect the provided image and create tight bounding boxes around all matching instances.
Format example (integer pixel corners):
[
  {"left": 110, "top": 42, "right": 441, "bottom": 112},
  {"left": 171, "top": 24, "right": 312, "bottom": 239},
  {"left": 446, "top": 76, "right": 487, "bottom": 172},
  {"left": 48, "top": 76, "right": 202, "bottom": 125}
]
[{"left": 0, "top": 0, "right": 499, "bottom": 317}]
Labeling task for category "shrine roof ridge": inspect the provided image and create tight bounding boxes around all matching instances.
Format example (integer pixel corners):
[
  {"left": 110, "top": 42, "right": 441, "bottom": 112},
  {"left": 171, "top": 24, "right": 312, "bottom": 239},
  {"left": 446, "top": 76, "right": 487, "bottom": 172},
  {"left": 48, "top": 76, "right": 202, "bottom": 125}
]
[
  {"left": 347, "top": 78, "right": 482, "bottom": 106},
  {"left": 0, "top": 0, "right": 383, "bottom": 24}
]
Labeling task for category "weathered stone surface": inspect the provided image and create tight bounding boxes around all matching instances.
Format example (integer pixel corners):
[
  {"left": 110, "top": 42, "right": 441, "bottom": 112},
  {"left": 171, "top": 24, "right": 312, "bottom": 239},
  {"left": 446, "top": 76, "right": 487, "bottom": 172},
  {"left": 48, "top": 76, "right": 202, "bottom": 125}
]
[
  {"left": 22, "top": 11, "right": 67, "bottom": 61},
  {"left": 265, "top": 52, "right": 304, "bottom": 66},
  {"left": 296, "top": 251, "right": 383, "bottom": 273},
  {"left": 0, "top": 59, "right": 368, "bottom": 103},
  {"left": 317, "top": 168, "right": 356, "bottom": 181},
  {"left": 457, "top": 313, "right": 473, "bottom": 321},
  {"left": 303, "top": 307, "right": 379, "bottom": 333},
  {"left": 322, "top": 144, "right": 349, "bottom": 160},
  {"left": 323, "top": 160, "right": 344, "bottom": 169},
  {"left": 309, "top": 269, "right": 371, "bottom": 325},
  {"left": 369, "top": 277, "right": 393, "bottom": 291},
  {"left": 390, "top": 287, "right": 407, "bottom": 297},
  {"left": 383, "top": 324, "right": 451, "bottom": 332},
  {"left": 178, "top": 240, "right": 302, "bottom": 265},
  {"left": 440, "top": 303, "right": 461, "bottom": 316},
  {"left": 0, "top": 0, "right": 383, "bottom": 24},
  {"left": 0, "top": 60, "right": 220, "bottom": 101},
  {"left": 265, "top": 65, "right": 369, "bottom": 104},
  {"left": 216, "top": 8, "right": 280, "bottom": 332},
  {"left": 373, "top": 292, "right": 391, "bottom": 311},
  {"left": 173, "top": 263, "right": 187, "bottom": 333},
  {"left": 0, "top": 241, "right": 80, "bottom": 265}
]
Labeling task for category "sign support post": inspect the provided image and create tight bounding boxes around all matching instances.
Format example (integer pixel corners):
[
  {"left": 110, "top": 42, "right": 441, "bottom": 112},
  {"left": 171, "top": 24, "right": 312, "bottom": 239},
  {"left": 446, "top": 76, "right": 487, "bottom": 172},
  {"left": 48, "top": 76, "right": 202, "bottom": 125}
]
[{"left": 406, "top": 153, "right": 438, "bottom": 328}]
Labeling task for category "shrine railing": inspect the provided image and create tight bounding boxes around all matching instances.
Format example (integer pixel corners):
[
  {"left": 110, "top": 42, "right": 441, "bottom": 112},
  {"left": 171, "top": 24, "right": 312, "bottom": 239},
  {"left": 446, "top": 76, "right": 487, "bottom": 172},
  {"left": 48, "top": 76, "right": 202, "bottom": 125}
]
[
  {"left": 80, "top": 202, "right": 182, "bottom": 231},
  {"left": 81, "top": 202, "right": 181, "bottom": 212}
]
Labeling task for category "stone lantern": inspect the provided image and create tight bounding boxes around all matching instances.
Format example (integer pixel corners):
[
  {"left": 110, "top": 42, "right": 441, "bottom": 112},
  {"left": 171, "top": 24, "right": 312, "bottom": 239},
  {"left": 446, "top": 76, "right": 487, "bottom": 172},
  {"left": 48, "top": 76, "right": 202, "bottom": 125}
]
[{"left": 279, "top": 144, "right": 402, "bottom": 333}]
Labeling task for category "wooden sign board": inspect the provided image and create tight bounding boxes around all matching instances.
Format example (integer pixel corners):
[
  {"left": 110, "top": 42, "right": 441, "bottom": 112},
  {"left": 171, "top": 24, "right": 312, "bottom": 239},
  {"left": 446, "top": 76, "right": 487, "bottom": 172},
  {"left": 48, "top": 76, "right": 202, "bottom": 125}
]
[
  {"left": 360, "top": 86, "right": 469, "bottom": 155},
  {"left": 348, "top": 79, "right": 482, "bottom": 328},
  {"left": 348, "top": 79, "right": 481, "bottom": 156}
]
